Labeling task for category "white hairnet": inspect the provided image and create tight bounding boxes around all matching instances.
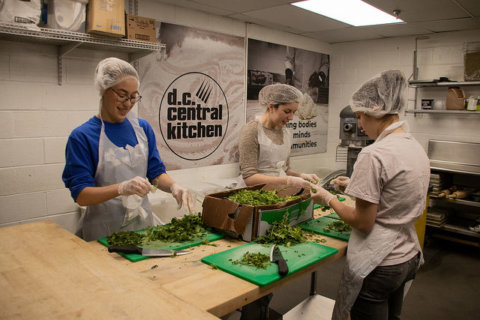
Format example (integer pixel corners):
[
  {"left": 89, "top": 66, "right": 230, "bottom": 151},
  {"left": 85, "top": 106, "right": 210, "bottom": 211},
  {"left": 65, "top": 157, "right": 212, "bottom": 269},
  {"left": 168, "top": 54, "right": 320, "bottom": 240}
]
[
  {"left": 350, "top": 70, "right": 406, "bottom": 118},
  {"left": 258, "top": 83, "right": 304, "bottom": 107},
  {"left": 94, "top": 57, "right": 139, "bottom": 96}
]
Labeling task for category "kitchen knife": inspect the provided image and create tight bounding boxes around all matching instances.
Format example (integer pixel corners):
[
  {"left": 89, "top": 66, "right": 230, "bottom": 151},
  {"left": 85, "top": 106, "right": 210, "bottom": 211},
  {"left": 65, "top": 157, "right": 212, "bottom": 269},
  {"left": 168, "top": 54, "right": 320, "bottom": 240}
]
[
  {"left": 108, "top": 245, "right": 192, "bottom": 257},
  {"left": 270, "top": 245, "right": 289, "bottom": 276}
]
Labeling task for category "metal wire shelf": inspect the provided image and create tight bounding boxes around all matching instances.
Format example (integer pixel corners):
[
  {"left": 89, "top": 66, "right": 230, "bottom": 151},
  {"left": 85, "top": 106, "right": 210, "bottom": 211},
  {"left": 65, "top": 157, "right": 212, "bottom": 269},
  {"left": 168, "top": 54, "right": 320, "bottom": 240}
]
[{"left": 0, "top": 22, "right": 164, "bottom": 85}]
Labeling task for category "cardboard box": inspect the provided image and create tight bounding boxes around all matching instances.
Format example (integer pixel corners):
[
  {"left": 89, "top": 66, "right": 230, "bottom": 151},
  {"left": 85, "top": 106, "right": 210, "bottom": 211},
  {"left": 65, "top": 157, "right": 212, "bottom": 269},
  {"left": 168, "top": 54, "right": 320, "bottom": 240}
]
[
  {"left": 464, "top": 51, "right": 480, "bottom": 81},
  {"left": 86, "top": 0, "right": 124, "bottom": 37},
  {"left": 202, "top": 184, "right": 313, "bottom": 242},
  {"left": 446, "top": 87, "right": 466, "bottom": 110},
  {"left": 126, "top": 14, "right": 156, "bottom": 42}
]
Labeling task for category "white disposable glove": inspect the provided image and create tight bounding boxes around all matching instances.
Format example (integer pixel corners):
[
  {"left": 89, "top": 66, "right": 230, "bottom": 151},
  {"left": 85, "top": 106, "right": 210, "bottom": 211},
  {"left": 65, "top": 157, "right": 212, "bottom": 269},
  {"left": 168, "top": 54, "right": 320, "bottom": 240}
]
[
  {"left": 331, "top": 176, "right": 350, "bottom": 192},
  {"left": 170, "top": 183, "right": 193, "bottom": 213},
  {"left": 309, "top": 183, "right": 336, "bottom": 206},
  {"left": 300, "top": 173, "right": 320, "bottom": 184},
  {"left": 286, "top": 176, "right": 311, "bottom": 188},
  {"left": 121, "top": 194, "right": 149, "bottom": 226},
  {"left": 118, "top": 176, "right": 152, "bottom": 197}
]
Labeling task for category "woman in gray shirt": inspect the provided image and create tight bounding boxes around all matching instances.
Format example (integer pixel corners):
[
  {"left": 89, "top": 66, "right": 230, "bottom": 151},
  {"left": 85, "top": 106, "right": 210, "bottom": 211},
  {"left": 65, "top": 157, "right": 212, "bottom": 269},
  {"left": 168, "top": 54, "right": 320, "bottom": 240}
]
[{"left": 310, "top": 70, "right": 430, "bottom": 320}]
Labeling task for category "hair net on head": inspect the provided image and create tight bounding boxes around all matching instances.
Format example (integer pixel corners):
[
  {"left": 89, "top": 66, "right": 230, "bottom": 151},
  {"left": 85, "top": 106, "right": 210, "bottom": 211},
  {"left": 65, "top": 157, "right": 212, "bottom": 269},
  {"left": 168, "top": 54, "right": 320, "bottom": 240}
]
[
  {"left": 350, "top": 70, "right": 406, "bottom": 118},
  {"left": 258, "top": 83, "right": 304, "bottom": 107},
  {"left": 94, "top": 57, "right": 139, "bottom": 96}
]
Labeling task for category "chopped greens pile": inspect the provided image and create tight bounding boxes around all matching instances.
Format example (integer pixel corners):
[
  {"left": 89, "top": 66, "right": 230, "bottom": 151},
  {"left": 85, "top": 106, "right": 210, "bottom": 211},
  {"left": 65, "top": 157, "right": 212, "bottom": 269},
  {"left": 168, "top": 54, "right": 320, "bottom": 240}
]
[
  {"left": 107, "top": 230, "right": 145, "bottom": 246},
  {"left": 231, "top": 251, "right": 271, "bottom": 269},
  {"left": 145, "top": 213, "right": 206, "bottom": 242},
  {"left": 255, "top": 215, "right": 306, "bottom": 247},
  {"left": 106, "top": 213, "right": 206, "bottom": 246},
  {"left": 323, "top": 220, "right": 352, "bottom": 233},
  {"left": 227, "top": 189, "right": 300, "bottom": 206}
]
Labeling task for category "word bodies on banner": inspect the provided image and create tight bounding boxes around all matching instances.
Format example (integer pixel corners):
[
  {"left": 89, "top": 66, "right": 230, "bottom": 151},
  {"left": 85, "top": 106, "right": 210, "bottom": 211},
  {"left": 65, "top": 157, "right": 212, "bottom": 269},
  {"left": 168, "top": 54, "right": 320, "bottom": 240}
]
[{"left": 286, "top": 120, "right": 318, "bottom": 151}]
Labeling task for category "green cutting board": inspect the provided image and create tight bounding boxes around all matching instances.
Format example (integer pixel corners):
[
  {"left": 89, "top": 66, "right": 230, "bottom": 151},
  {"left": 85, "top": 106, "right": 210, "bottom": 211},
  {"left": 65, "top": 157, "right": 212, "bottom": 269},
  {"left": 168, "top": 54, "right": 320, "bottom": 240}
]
[
  {"left": 98, "top": 228, "right": 223, "bottom": 262},
  {"left": 324, "top": 212, "right": 340, "bottom": 219},
  {"left": 299, "top": 216, "right": 350, "bottom": 241},
  {"left": 201, "top": 242, "right": 338, "bottom": 286}
]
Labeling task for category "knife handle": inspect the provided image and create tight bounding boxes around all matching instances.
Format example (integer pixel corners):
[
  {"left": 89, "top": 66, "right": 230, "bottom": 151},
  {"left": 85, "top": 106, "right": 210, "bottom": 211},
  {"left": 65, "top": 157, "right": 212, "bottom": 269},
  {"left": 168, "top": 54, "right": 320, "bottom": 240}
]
[
  {"left": 277, "top": 258, "right": 289, "bottom": 276},
  {"left": 108, "top": 245, "right": 141, "bottom": 254}
]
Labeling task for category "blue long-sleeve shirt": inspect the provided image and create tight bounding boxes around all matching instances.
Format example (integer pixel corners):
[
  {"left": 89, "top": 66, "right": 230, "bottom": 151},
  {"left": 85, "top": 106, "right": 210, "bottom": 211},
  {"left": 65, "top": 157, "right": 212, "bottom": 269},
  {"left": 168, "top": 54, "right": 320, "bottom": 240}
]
[{"left": 62, "top": 116, "right": 166, "bottom": 201}]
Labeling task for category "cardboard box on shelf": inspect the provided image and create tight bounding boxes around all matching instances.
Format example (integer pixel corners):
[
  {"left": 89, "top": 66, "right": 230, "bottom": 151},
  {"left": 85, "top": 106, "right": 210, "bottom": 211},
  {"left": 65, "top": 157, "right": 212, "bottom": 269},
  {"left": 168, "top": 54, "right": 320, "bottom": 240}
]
[
  {"left": 445, "top": 87, "right": 466, "bottom": 110},
  {"left": 202, "top": 184, "right": 313, "bottom": 242},
  {"left": 464, "top": 51, "right": 480, "bottom": 81},
  {"left": 86, "top": 0, "right": 124, "bottom": 37},
  {"left": 464, "top": 41, "right": 480, "bottom": 81},
  {"left": 126, "top": 14, "right": 156, "bottom": 42}
]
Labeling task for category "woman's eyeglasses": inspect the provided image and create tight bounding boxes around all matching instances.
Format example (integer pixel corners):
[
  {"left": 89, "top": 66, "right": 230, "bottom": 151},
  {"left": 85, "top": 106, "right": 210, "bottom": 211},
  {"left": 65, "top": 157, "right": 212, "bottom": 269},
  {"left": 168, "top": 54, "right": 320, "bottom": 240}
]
[{"left": 110, "top": 88, "right": 142, "bottom": 104}]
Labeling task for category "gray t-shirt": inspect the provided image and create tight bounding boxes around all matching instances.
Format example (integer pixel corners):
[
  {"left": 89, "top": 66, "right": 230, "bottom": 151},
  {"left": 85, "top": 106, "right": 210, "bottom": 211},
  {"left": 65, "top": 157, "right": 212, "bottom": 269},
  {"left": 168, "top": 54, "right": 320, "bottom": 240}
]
[{"left": 346, "top": 132, "right": 430, "bottom": 266}]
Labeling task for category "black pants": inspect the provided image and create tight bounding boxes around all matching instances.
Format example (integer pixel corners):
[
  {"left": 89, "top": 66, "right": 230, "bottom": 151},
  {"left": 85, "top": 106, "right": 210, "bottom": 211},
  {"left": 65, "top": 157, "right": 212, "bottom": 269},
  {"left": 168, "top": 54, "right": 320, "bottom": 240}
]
[{"left": 351, "top": 252, "right": 420, "bottom": 320}]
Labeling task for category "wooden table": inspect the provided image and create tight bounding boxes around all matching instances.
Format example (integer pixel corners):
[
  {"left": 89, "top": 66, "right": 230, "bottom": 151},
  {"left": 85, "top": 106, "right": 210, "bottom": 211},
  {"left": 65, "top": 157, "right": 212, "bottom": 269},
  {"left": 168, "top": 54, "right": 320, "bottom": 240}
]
[
  {"left": 0, "top": 207, "right": 349, "bottom": 319},
  {"left": 86, "top": 206, "right": 349, "bottom": 317},
  {"left": 0, "top": 221, "right": 218, "bottom": 320}
]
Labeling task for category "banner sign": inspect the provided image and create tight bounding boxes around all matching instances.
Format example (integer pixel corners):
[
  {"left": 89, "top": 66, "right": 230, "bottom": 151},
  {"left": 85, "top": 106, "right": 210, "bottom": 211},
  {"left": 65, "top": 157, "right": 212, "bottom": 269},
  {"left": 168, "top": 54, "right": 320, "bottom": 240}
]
[
  {"left": 247, "top": 39, "right": 329, "bottom": 156},
  {"left": 139, "top": 23, "right": 245, "bottom": 169},
  {"left": 159, "top": 72, "right": 228, "bottom": 160}
]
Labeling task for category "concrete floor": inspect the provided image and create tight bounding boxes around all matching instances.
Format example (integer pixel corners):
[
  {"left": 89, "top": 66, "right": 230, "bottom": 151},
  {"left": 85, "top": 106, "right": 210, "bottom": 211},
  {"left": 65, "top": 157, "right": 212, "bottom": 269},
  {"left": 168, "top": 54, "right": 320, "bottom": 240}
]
[{"left": 269, "top": 237, "right": 480, "bottom": 319}]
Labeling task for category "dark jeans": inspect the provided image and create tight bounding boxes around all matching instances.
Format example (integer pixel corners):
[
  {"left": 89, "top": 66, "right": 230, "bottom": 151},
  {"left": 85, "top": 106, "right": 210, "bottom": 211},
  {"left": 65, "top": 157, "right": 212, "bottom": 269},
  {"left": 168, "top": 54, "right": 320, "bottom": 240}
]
[{"left": 351, "top": 252, "right": 420, "bottom": 320}]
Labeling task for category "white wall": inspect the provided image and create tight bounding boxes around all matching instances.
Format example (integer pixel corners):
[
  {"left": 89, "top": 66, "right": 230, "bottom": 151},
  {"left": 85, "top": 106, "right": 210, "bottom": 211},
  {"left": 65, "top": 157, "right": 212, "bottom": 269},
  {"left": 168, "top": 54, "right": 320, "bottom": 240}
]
[
  {"left": 330, "top": 30, "right": 480, "bottom": 154},
  {"left": 1, "top": 0, "right": 479, "bottom": 232},
  {"left": 0, "top": 40, "right": 127, "bottom": 232}
]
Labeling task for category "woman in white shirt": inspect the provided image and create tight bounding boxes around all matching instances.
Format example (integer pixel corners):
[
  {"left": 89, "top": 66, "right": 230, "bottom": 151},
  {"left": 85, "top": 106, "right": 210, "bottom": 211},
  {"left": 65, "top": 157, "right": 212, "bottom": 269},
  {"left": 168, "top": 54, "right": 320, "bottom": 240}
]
[{"left": 310, "top": 70, "right": 430, "bottom": 320}]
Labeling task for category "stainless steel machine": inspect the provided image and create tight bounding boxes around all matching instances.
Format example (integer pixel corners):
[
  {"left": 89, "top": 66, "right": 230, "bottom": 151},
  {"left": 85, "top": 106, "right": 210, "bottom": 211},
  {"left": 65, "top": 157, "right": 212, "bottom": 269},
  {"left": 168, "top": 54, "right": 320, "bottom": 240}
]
[{"left": 339, "top": 105, "right": 373, "bottom": 176}]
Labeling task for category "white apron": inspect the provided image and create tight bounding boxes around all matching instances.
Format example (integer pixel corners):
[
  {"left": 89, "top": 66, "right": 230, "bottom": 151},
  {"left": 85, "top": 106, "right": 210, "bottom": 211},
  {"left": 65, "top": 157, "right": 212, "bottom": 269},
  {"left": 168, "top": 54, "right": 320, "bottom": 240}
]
[
  {"left": 332, "top": 121, "right": 424, "bottom": 320},
  {"left": 256, "top": 118, "right": 292, "bottom": 177},
  {"left": 81, "top": 112, "right": 154, "bottom": 241}
]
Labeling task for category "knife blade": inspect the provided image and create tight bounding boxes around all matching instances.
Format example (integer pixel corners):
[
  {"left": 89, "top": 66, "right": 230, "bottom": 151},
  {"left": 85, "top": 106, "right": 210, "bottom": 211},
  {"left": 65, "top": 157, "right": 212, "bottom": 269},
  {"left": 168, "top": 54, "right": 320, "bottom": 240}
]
[
  {"left": 108, "top": 245, "right": 192, "bottom": 257},
  {"left": 270, "top": 245, "right": 289, "bottom": 276}
]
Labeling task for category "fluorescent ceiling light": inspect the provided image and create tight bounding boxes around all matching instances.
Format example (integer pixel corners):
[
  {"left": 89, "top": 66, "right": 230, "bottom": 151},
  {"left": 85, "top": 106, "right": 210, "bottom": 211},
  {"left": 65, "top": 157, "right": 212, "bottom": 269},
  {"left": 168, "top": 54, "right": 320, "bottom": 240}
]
[{"left": 292, "top": 0, "right": 403, "bottom": 26}]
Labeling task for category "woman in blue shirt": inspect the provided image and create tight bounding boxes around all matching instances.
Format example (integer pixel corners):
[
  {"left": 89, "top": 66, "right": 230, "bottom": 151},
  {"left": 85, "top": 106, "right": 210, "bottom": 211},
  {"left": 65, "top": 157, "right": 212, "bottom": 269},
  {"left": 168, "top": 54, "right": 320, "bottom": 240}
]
[{"left": 63, "top": 57, "right": 192, "bottom": 241}]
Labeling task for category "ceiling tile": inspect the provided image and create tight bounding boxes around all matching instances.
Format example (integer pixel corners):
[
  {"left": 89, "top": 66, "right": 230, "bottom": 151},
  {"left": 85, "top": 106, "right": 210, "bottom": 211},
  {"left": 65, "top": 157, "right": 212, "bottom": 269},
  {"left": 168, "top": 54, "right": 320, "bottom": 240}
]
[
  {"left": 185, "top": 0, "right": 294, "bottom": 13},
  {"left": 457, "top": 0, "right": 480, "bottom": 15},
  {"left": 366, "top": 22, "right": 432, "bottom": 37},
  {"left": 150, "top": 0, "right": 480, "bottom": 43},
  {"left": 303, "top": 28, "right": 383, "bottom": 44},
  {"left": 365, "top": 0, "right": 471, "bottom": 22},
  {"left": 418, "top": 17, "right": 480, "bottom": 32}
]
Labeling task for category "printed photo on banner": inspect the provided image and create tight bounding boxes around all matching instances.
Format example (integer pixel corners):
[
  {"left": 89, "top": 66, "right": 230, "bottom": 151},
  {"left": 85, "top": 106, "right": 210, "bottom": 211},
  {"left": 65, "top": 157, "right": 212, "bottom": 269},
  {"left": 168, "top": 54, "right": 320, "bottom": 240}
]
[
  {"left": 247, "top": 39, "right": 329, "bottom": 156},
  {"left": 138, "top": 22, "right": 245, "bottom": 169}
]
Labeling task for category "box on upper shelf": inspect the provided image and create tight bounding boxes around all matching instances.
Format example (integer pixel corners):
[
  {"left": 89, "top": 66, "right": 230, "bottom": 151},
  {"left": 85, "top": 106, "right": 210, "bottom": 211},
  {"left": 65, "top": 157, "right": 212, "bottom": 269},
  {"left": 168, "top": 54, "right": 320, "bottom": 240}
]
[
  {"left": 126, "top": 14, "right": 156, "bottom": 43},
  {"left": 47, "top": 0, "right": 87, "bottom": 33},
  {"left": 464, "top": 41, "right": 480, "bottom": 81},
  {"left": 86, "top": 0, "right": 125, "bottom": 37}
]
